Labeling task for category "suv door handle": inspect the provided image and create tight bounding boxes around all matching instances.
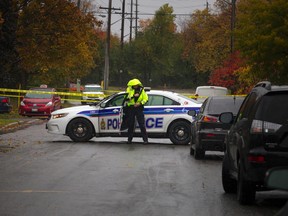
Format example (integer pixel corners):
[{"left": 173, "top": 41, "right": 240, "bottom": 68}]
[{"left": 164, "top": 108, "right": 174, "bottom": 112}]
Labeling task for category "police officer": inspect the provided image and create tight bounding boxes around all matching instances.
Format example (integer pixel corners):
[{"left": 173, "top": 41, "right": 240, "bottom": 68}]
[{"left": 126, "top": 78, "right": 148, "bottom": 144}]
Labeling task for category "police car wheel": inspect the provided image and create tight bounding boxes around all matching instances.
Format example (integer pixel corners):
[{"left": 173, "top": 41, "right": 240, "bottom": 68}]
[
  {"left": 168, "top": 121, "right": 191, "bottom": 145},
  {"left": 67, "top": 118, "right": 94, "bottom": 142}
]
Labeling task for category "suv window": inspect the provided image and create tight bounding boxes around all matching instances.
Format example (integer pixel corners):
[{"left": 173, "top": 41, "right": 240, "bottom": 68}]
[
  {"left": 236, "top": 92, "right": 257, "bottom": 121},
  {"left": 255, "top": 93, "right": 288, "bottom": 124}
]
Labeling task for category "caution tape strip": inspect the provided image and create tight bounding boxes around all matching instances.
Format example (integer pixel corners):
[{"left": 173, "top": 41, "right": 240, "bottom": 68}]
[
  {"left": 0, "top": 88, "right": 107, "bottom": 97},
  {"left": 0, "top": 88, "right": 246, "bottom": 100}
]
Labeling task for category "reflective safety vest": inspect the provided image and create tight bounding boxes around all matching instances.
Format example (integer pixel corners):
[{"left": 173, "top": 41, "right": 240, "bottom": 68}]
[{"left": 126, "top": 86, "right": 148, "bottom": 106}]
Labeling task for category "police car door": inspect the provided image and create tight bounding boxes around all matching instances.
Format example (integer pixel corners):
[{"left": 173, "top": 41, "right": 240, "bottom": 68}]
[
  {"left": 143, "top": 94, "right": 178, "bottom": 133},
  {"left": 98, "top": 93, "right": 126, "bottom": 133}
]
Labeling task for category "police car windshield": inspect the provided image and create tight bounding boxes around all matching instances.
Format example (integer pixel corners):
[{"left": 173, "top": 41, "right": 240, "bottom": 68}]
[
  {"left": 177, "top": 94, "right": 202, "bottom": 104},
  {"left": 94, "top": 93, "right": 118, "bottom": 106}
]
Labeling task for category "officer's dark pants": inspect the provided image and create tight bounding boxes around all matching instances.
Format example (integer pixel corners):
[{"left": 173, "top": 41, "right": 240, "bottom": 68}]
[{"left": 127, "top": 106, "right": 148, "bottom": 142}]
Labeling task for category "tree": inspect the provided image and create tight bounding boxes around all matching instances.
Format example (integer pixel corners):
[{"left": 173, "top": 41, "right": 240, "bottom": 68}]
[
  {"left": 120, "top": 4, "right": 180, "bottom": 87},
  {"left": 16, "top": 0, "right": 102, "bottom": 88},
  {"left": 236, "top": 0, "right": 288, "bottom": 84},
  {"left": 181, "top": 8, "right": 231, "bottom": 73},
  {"left": 209, "top": 51, "right": 243, "bottom": 93},
  {"left": 0, "top": 0, "right": 20, "bottom": 88}
]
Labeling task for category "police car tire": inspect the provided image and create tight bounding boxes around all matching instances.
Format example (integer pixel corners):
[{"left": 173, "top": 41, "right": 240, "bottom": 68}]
[
  {"left": 67, "top": 118, "right": 94, "bottom": 142},
  {"left": 168, "top": 121, "right": 191, "bottom": 145}
]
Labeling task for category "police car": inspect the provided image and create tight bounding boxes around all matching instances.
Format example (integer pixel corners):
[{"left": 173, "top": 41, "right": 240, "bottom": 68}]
[{"left": 46, "top": 90, "right": 202, "bottom": 145}]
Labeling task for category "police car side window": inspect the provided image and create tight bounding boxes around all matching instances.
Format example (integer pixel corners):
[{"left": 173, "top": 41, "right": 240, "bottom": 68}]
[
  {"left": 163, "top": 97, "right": 180, "bottom": 105},
  {"left": 147, "top": 95, "right": 163, "bottom": 106},
  {"left": 146, "top": 95, "right": 180, "bottom": 106}
]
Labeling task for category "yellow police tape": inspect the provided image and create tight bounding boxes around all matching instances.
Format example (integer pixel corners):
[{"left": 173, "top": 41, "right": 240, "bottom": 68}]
[
  {"left": 0, "top": 87, "right": 246, "bottom": 102},
  {"left": 0, "top": 88, "right": 102, "bottom": 97},
  {"left": 0, "top": 88, "right": 111, "bottom": 103}
]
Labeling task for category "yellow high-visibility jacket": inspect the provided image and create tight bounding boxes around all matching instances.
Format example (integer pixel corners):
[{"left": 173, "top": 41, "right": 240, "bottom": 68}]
[{"left": 126, "top": 79, "right": 148, "bottom": 106}]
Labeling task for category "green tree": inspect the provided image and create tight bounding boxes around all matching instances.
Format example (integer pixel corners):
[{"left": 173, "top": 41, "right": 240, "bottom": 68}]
[
  {"left": 236, "top": 0, "right": 288, "bottom": 84},
  {"left": 119, "top": 4, "right": 181, "bottom": 87}
]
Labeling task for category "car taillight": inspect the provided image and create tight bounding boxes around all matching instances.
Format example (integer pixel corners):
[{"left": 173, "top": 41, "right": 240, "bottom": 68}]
[
  {"left": 202, "top": 115, "right": 218, "bottom": 122},
  {"left": 1, "top": 98, "right": 8, "bottom": 103},
  {"left": 205, "top": 133, "right": 216, "bottom": 138},
  {"left": 250, "top": 120, "right": 282, "bottom": 134},
  {"left": 248, "top": 155, "right": 265, "bottom": 163}
]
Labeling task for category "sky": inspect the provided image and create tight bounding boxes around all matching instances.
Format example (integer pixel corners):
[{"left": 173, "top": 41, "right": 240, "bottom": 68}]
[{"left": 92, "top": 0, "right": 217, "bottom": 39}]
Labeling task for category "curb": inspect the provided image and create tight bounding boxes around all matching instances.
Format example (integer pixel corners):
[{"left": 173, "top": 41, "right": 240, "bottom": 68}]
[{"left": 0, "top": 119, "right": 45, "bottom": 135}]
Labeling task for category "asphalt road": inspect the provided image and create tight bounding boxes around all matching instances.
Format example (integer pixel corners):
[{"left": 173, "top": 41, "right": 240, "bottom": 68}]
[{"left": 0, "top": 122, "right": 286, "bottom": 216}]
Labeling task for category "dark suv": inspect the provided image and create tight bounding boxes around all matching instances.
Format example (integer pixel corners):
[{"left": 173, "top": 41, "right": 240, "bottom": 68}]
[
  {"left": 219, "top": 81, "right": 288, "bottom": 205},
  {"left": 188, "top": 96, "right": 244, "bottom": 159}
]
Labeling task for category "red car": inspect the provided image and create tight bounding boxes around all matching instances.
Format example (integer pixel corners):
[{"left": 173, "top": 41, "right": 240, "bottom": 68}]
[
  {"left": 19, "top": 87, "right": 61, "bottom": 117},
  {"left": 0, "top": 96, "right": 12, "bottom": 113}
]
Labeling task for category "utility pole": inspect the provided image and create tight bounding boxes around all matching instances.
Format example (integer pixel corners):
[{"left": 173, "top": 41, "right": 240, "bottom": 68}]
[
  {"left": 129, "top": 0, "right": 133, "bottom": 42},
  {"left": 135, "top": 0, "right": 138, "bottom": 37},
  {"left": 104, "top": 0, "right": 112, "bottom": 90},
  {"left": 230, "top": 0, "right": 236, "bottom": 53},
  {"left": 100, "top": 1, "right": 120, "bottom": 90},
  {"left": 121, "top": 0, "right": 126, "bottom": 48}
]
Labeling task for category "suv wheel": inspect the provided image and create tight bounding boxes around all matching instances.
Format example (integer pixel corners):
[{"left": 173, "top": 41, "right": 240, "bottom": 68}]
[
  {"left": 222, "top": 153, "right": 237, "bottom": 193},
  {"left": 237, "top": 161, "right": 256, "bottom": 205}
]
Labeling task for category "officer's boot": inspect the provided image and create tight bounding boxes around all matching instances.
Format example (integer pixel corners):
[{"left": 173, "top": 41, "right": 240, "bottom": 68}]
[
  {"left": 127, "top": 136, "right": 132, "bottom": 144},
  {"left": 143, "top": 134, "right": 148, "bottom": 144}
]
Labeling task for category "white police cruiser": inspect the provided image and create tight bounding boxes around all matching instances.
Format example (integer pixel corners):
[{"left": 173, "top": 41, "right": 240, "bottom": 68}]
[{"left": 46, "top": 90, "right": 202, "bottom": 145}]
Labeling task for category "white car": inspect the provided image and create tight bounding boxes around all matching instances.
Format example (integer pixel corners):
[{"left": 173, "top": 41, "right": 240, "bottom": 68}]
[
  {"left": 47, "top": 90, "right": 202, "bottom": 145},
  {"left": 81, "top": 84, "right": 105, "bottom": 104},
  {"left": 195, "top": 86, "right": 228, "bottom": 102}
]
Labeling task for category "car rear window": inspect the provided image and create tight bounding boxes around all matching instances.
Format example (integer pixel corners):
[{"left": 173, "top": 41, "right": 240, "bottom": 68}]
[
  {"left": 196, "top": 87, "right": 228, "bottom": 96},
  {"left": 255, "top": 92, "right": 288, "bottom": 124},
  {"left": 208, "top": 97, "right": 244, "bottom": 114}
]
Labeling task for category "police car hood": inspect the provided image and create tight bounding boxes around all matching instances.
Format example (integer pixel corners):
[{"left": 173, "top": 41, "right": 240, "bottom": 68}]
[{"left": 51, "top": 105, "right": 96, "bottom": 115}]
